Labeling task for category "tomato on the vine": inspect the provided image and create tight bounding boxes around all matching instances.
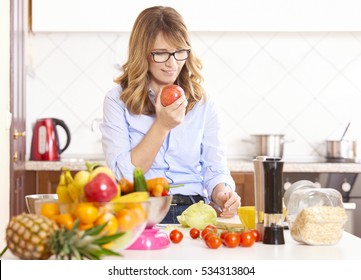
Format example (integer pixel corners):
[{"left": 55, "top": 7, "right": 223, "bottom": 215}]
[
  {"left": 201, "top": 227, "right": 217, "bottom": 240},
  {"left": 250, "top": 229, "right": 260, "bottom": 242},
  {"left": 206, "top": 234, "right": 222, "bottom": 249},
  {"left": 205, "top": 224, "right": 217, "bottom": 230},
  {"left": 223, "top": 232, "right": 241, "bottom": 248},
  {"left": 169, "top": 229, "right": 183, "bottom": 244},
  {"left": 239, "top": 231, "right": 255, "bottom": 247},
  {"left": 220, "top": 230, "right": 229, "bottom": 245},
  {"left": 189, "top": 227, "right": 200, "bottom": 239}
]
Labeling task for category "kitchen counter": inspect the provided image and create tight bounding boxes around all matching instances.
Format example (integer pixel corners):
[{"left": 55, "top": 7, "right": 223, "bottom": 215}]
[
  {"left": 113, "top": 228, "right": 361, "bottom": 260},
  {"left": 25, "top": 158, "right": 361, "bottom": 173},
  {"left": 1, "top": 227, "right": 361, "bottom": 260}
]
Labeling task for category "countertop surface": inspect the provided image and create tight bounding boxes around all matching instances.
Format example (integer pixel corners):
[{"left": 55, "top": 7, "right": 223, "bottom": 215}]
[
  {"left": 2, "top": 226, "right": 361, "bottom": 260},
  {"left": 25, "top": 158, "right": 361, "bottom": 173}
]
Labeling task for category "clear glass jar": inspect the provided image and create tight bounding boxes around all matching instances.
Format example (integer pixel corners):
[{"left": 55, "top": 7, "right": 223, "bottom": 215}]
[{"left": 284, "top": 180, "right": 348, "bottom": 245}]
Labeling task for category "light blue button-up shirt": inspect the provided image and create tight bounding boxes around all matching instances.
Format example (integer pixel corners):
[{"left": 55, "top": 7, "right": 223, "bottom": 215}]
[{"left": 100, "top": 85, "right": 235, "bottom": 201}]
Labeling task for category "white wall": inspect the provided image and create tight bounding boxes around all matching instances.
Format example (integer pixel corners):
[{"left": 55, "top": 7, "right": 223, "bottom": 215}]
[
  {"left": 0, "top": 0, "right": 10, "bottom": 249},
  {"left": 26, "top": 32, "right": 361, "bottom": 162}
]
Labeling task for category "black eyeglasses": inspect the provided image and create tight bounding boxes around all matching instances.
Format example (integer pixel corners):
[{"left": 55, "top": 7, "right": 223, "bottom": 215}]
[{"left": 151, "top": 49, "right": 190, "bottom": 63}]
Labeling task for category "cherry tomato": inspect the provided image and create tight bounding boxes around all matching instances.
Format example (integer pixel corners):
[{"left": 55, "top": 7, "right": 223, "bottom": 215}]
[
  {"left": 204, "top": 224, "right": 217, "bottom": 231},
  {"left": 201, "top": 226, "right": 217, "bottom": 240},
  {"left": 220, "top": 230, "right": 229, "bottom": 245},
  {"left": 240, "top": 231, "right": 255, "bottom": 247},
  {"left": 170, "top": 229, "right": 183, "bottom": 244},
  {"left": 223, "top": 232, "right": 241, "bottom": 248},
  {"left": 250, "top": 229, "right": 260, "bottom": 242},
  {"left": 206, "top": 234, "right": 222, "bottom": 249},
  {"left": 189, "top": 228, "right": 200, "bottom": 239}
]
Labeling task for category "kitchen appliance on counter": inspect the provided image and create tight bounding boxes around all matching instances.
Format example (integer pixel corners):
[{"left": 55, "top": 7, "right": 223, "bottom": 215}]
[
  {"left": 254, "top": 156, "right": 285, "bottom": 244},
  {"left": 30, "top": 118, "right": 71, "bottom": 161}
]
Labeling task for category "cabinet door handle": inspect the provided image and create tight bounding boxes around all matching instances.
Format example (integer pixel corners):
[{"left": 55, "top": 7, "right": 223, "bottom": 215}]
[
  {"left": 13, "top": 152, "right": 18, "bottom": 163},
  {"left": 13, "top": 130, "right": 26, "bottom": 140}
]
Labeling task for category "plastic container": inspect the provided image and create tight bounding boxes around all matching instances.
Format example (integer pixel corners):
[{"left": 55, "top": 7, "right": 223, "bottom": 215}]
[{"left": 284, "top": 181, "right": 348, "bottom": 245}]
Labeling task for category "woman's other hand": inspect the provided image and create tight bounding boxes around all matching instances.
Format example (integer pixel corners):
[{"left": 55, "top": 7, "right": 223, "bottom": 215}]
[{"left": 212, "top": 184, "right": 241, "bottom": 218}]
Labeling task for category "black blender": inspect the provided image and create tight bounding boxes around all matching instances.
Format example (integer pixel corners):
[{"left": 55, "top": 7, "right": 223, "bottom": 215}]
[{"left": 253, "top": 156, "right": 285, "bottom": 245}]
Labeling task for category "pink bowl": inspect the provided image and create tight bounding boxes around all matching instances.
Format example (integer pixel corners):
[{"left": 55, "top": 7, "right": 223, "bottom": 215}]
[{"left": 127, "top": 228, "right": 170, "bottom": 250}]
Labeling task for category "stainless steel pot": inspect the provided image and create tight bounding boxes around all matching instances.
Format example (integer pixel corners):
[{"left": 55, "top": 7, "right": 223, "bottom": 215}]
[
  {"left": 326, "top": 140, "right": 357, "bottom": 161},
  {"left": 244, "top": 134, "right": 291, "bottom": 158}
]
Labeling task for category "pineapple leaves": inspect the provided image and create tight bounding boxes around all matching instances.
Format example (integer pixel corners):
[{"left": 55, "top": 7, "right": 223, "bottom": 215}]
[
  {"left": 92, "top": 232, "right": 125, "bottom": 245},
  {"left": 48, "top": 218, "right": 124, "bottom": 260}
]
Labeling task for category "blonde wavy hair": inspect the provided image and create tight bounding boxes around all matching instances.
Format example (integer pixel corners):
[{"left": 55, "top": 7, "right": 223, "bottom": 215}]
[{"left": 114, "top": 6, "right": 205, "bottom": 115}]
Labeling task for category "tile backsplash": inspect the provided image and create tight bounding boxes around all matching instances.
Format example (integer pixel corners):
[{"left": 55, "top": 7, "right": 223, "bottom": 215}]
[{"left": 26, "top": 32, "right": 361, "bottom": 161}]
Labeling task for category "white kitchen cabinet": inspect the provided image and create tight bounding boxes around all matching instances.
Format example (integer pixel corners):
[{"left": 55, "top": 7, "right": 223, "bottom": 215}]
[{"left": 32, "top": 0, "right": 361, "bottom": 32}]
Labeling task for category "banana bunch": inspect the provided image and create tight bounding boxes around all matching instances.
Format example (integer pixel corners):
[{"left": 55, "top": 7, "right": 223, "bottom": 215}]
[
  {"left": 65, "top": 169, "right": 82, "bottom": 202},
  {"left": 56, "top": 167, "right": 90, "bottom": 203},
  {"left": 56, "top": 168, "right": 72, "bottom": 203}
]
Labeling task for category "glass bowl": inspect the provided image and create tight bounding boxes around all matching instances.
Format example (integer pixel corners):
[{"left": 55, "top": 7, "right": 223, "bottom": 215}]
[
  {"left": 146, "top": 196, "right": 172, "bottom": 228},
  {"left": 31, "top": 195, "right": 150, "bottom": 251},
  {"left": 25, "top": 194, "right": 58, "bottom": 214}
]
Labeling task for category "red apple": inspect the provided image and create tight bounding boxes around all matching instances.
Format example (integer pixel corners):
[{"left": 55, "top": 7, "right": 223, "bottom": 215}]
[
  {"left": 84, "top": 173, "right": 118, "bottom": 202},
  {"left": 160, "top": 85, "right": 184, "bottom": 106}
]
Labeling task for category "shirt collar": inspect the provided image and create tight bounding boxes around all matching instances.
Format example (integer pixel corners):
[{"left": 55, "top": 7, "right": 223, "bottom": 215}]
[{"left": 148, "top": 88, "right": 156, "bottom": 106}]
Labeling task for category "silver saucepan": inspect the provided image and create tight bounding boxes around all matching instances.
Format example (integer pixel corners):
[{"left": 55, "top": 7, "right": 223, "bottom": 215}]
[
  {"left": 243, "top": 134, "right": 293, "bottom": 158},
  {"left": 326, "top": 140, "right": 357, "bottom": 161}
]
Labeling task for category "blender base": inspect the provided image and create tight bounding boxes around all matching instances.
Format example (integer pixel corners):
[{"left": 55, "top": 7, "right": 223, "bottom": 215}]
[{"left": 127, "top": 228, "right": 170, "bottom": 250}]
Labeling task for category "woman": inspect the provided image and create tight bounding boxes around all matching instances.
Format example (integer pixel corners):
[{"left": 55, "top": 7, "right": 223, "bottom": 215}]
[{"left": 100, "top": 6, "right": 240, "bottom": 223}]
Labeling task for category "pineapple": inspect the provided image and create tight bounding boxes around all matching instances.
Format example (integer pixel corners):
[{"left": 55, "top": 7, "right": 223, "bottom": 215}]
[
  {"left": 2, "top": 213, "right": 123, "bottom": 260},
  {"left": 5, "top": 213, "right": 58, "bottom": 259}
]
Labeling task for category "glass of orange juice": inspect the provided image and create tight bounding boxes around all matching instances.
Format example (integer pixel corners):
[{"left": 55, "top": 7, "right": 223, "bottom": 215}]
[{"left": 237, "top": 206, "right": 256, "bottom": 229}]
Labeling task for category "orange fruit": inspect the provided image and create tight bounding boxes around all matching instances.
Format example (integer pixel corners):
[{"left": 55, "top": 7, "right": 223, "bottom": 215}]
[
  {"left": 39, "top": 202, "right": 60, "bottom": 219},
  {"left": 54, "top": 213, "right": 74, "bottom": 230},
  {"left": 79, "top": 223, "right": 94, "bottom": 230},
  {"left": 74, "top": 203, "right": 99, "bottom": 224},
  {"left": 95, "top": 212, "right": 118, "bottom": 236},
  {"left": 116, "top": 208, "right": 137, "bottom": 231},
  {"left": 102, "top": 242, "right": 114, "bottom": 250},
  {"left": 127, "top": 203, "right": 147, "bottom": 225}
]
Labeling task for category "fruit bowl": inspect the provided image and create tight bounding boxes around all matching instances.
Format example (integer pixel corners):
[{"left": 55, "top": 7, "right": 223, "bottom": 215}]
[
  {"left": 146, "top": 196, "right": 173, "bottom": 228},
  {"left": 25, "top": 194, "right": 58, "bottom": 215},
  {"left": 127, "top": 195, "right": 172, "bottom": 250},
  {"left": 28, "top": 195, "right": 150, "bottom": 251}
]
